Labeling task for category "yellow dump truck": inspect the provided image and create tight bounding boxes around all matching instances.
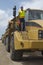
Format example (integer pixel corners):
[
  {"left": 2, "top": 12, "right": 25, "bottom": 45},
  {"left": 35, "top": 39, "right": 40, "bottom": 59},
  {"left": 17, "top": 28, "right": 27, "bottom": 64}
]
[
  {"left": 2, "top": 33, "right": 6, "bottom": 45},
  {"left": 2, "top": 34, "right": 4, "bottom": 43},
  {"left": 3, "top": 8, "right": 43, "bottom": 60},
  {"left": 10, "top": 9, "right": 43, "bottom": 60}
]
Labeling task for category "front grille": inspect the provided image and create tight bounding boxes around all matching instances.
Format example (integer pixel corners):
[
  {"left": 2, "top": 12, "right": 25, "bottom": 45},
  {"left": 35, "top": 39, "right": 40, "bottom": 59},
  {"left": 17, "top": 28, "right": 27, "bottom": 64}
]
[{"left": 38, "top": 30, "right": 43, "bottom": 39}]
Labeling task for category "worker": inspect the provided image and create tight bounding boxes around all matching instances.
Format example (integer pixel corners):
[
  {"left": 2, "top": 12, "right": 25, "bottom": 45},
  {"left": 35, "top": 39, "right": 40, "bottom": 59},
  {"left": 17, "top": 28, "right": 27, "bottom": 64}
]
[{"left": 18, "top": 6, "right": 25, "bottom": 31}]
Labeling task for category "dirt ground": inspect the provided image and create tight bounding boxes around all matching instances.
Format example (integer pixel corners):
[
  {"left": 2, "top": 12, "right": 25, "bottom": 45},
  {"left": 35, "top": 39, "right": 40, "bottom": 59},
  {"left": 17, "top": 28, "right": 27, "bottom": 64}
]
[{"left": 0, "top": 40, "right": 43, "bottom": 65}]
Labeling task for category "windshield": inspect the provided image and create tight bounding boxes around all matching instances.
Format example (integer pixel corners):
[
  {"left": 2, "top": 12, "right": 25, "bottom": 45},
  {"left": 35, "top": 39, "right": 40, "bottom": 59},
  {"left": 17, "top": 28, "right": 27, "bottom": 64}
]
[{"left": 29, "top": 10, "right": 43, "bottom": 20}]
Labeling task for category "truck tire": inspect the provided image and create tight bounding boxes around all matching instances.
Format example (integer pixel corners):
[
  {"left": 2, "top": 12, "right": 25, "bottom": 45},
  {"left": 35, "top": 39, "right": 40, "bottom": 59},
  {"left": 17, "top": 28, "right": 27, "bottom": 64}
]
[
  {"left": 10, "top": 49, "right": 23, "bottom": 61},
  {"left": 41, "top": 51, "right": 43, "bottom": 55},
  {"left": 6, "top": 42, "right": 10, "bottom": 52},
  {"left": 4, "top": 39, "right": 6, "bottom": 45},
  {"left": 6, "top": 36, "right": 10, "bottom": 52},
  {"left": 10, "top": 40, "right": 23, "bottom": 60}
]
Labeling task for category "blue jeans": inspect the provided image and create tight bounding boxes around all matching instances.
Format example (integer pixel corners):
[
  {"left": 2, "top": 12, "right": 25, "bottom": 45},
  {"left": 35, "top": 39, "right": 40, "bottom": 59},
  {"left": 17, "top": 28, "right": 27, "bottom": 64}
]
[{"left": 19, "top": 18, "right": 25, "bottom": 31}]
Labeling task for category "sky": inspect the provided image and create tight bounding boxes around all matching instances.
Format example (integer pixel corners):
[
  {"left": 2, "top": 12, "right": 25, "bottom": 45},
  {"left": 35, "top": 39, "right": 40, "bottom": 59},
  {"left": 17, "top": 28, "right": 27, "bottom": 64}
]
[{"left": 0, "top": 0, "right": 43, "bottom": 38}]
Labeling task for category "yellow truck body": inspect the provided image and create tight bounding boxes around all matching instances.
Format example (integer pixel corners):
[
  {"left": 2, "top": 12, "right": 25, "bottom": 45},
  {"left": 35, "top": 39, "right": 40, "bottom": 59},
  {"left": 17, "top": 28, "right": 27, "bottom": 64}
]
[{"left": 2, "top": 8, "right": 43, "bottom": 60}]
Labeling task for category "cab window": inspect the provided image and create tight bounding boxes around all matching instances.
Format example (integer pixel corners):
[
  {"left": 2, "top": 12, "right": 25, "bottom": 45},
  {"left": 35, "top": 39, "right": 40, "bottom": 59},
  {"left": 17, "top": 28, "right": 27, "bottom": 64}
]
[{"left": 25, "top": 9, "right": 43, "bottom": 20}]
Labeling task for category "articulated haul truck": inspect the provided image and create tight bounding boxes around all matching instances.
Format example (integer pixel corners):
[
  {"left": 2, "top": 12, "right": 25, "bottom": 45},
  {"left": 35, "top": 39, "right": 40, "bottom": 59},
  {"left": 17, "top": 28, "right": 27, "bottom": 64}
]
[
  {"left": 2, "top": 33, "right": 6, "bottom": 45},
  {"left": 2, "top": 34, "right": 4, "bottom": 43},
  {"left": 2, "top": 7, "right": 43, "bottom": 60}
]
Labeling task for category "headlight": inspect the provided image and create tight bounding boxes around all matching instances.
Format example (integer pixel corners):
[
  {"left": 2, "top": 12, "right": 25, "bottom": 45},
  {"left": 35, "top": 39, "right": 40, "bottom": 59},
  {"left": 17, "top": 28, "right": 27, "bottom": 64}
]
[{"left": 38, "top": 30, "right": 43, "bottom": 39}]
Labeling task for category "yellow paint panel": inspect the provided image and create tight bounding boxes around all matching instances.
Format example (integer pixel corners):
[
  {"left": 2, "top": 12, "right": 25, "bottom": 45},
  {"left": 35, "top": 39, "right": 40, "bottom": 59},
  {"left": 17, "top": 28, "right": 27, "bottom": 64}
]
[{"left": 14, "top": 32, "right": 43, "bottom": 50}]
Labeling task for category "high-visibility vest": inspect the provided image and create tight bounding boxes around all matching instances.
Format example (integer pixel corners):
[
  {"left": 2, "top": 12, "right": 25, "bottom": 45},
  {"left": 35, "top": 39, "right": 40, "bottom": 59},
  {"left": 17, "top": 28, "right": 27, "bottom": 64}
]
[{"left": 19, "top": 10, "right": 25, "bottom": 18}]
